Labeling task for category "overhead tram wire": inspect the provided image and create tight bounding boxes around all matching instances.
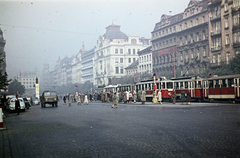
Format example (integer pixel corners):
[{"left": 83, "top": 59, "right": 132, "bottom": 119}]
[{"left": 0, "top": 23, "right": 99, "bottom": 36}]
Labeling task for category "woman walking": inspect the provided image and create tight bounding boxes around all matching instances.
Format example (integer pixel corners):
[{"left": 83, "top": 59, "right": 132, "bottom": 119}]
[
  {"left": 111, "top": 92, "right": 118, "bottom": 108},
  {"left": 181, "top": 90, "right": 185, "bottom": 105},
  {"left": 157, "top": 89, "right": 162, "bottom": 104}
]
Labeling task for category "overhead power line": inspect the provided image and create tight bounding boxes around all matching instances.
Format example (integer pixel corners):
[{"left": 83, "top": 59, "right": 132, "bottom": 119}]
[{"left": 0, "top": 23, "right": 99, "bottom": 36}]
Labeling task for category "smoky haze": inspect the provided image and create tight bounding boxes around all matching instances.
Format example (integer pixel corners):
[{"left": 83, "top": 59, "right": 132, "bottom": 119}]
[{"left": 0, "top": 0, "right": 190, "bottom": 79}]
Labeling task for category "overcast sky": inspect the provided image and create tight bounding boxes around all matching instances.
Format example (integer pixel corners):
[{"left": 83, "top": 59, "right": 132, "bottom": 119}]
[{"left": 0, "top": 0, "right": 190, "bottom": 79}]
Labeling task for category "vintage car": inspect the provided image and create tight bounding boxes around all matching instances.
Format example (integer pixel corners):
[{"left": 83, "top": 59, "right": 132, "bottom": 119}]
[
  {"left": 9, "top": 98, "right": 26, "bottom": 112},
  {"left": 30, "top": 97, "right": 40, "bottom": 105}
]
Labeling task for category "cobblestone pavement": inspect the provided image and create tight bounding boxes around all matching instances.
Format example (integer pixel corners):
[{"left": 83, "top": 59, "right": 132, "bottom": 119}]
[{"left": 1, "top": 101, "right": 240, "bottom": 158}]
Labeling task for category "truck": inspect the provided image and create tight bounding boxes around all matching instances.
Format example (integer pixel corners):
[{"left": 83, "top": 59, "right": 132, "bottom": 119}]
[{"left": 40, "top": 91, "right": 58, "bottom": 108}]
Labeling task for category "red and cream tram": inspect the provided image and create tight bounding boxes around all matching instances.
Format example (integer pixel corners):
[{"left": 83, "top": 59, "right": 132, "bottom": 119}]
[{"left": 203, "top": 74, "right": 240, "bottom": 102}]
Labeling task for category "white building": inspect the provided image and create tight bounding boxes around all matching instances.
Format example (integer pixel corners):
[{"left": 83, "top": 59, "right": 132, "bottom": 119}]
[
  {"left": 94, "top": 24, "right": 150, "bottom": 86},
  {"left": 138, "top": 46, "right": 152, "bottom": 74},
  {"left": 81, "top": 48, "right": 94, "bottom": 84}
]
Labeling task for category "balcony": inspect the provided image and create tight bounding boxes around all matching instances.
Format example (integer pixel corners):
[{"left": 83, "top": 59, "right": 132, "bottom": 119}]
[
  {"left": 233, "top": 41, "right": 240, "bottom": 48},
  {"left": 210, "top": 14, "right": 221, "bottom": 21},
  {"left": 208, "top": 0, "right": 222, "bottom": 6},
  {"left": 209, "top": 61, "right": 227, "bottom": 68},
  {"left": 211, "top": 30, "right": 221, "bottom": 36},
  {"left": 211, "top": 46, "right": 222, "bottom": 52},
  {"left": 233, "top": 24, "right": 240, "bottom": 30}
]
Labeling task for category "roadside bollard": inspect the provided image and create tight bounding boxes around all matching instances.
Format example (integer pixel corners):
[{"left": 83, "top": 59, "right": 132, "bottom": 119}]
[{"left": 0, "top": 105, "right": 3, "bottom": 127}]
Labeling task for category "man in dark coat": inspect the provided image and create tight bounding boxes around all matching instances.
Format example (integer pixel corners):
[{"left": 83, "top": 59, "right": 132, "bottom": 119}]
[
  {"left": 15, "top": 97, "right": 21, "bottom": 115},
  {"left": 186, "top": 90, "right": 191, "bottom": 105}
]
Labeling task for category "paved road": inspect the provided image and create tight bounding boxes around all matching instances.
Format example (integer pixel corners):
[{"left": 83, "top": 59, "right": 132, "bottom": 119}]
[{"left": 1, "top": 101, "right": 240, "bottom": 158}]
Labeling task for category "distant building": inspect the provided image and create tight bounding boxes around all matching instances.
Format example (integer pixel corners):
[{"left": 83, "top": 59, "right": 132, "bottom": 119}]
[
  {"left": 138, "top": 46, "right": 152, "bottom": 74},
  {"left": 81, "top": 47, "right": 94, "bottom": 84},
  {"left": 0, "top": 28, "right": 6, "bottom": 74},
  {"left": 94, "top": 24, "right": 150, "bottom": 86},
  {"left": 18, "top": 71, "right": 40, "bottom": 96}
]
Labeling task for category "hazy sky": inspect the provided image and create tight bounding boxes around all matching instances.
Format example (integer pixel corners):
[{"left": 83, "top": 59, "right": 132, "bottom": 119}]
[{"left": 0, "top": 0, "right": 190, "bottom": 79}]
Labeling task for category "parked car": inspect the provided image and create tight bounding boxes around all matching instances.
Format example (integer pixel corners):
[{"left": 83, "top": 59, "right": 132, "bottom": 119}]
[
  {"left": 30, "top": 97, "right": 40, "bottom": 105},
  {"left": 23, "top": 97, "right": 31, "bottom": 109},
  {"left": 9, "top": 98, "right": 26, "bottom": 112}
]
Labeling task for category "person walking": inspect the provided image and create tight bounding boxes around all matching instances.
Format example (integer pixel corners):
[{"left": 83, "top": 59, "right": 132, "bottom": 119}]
[
  {"left": 181, "top": 90, "right": 185, "bottom": 105},
  {"left": 63, "top": 95, "right": 66, "bottom": 104},
  {"left": 126, "top": 91, "right": 130, "bottom": 103},
  {"left": 141, "top": 90, "right": 146, "bottom": 104},
  {"left": 172, "top": 88, "right": 176, "bottom": 104},
  {"left": 68, "top": 93, "right": 72, "bottom": 106},
  {"left": 111, "top": 92, "right": 118, "bottom": 108},
  {"left": 77, "top": 93, "right": 81, "bottom": 105},
  {"left": 123, "top": 91, "right": 127, "bottom": 104},
  {"left": 84, "top": 93, "right": 89, "bottom": 105},
  {"left": 15, "top": 97, "right": 21, "bottom": 115},
  {"left": 129, "top": 91, "right": 133, "bottom": 103},
  {"left": 186, "top": 90, "right": 191, "bottom": 105},
  {"left": 101, "top": 92, "right": 104, "bottom": 103},
  {"left": 133, "top": 90, "right": 137, "bottom": 103},
  {"left": 157, "top": 89, "right": 162, "bottom": 104}
]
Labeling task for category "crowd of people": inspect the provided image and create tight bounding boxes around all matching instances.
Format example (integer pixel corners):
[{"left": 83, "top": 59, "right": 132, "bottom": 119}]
[{"left": 58, "top": 89, "right": 192, "bottom": 108}]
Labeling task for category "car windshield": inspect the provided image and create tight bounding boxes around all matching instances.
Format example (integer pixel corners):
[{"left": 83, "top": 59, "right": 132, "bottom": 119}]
[
  {"left": 32, "top": 97, "right": 39, "bottom": 101},
  {"left": 44, "top": 92, "right": 56, "bottom": 96},
  {"left": 11, "top": 98, "right": 23, "bottom": 102}
]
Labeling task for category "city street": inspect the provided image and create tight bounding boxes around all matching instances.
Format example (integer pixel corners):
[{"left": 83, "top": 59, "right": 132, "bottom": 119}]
[{"left": 1, "top": 101, "right": 240, "bottom": 158}]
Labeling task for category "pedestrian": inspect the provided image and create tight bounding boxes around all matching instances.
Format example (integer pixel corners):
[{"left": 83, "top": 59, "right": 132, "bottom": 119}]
[
  {"left": 141, "top": 90, "right": 146, "bottom": 104},
  {"left": 84, "top": 93, "right": 88, "bottom": 105},
  {"left": 63, "top": 95, "right": 66, "bottom": 104},
  {"left": 111, "top": 92, "right": 118, "bottom": 108},
  {"left": 15, "top": 97, "right": 21, "bottom": 115},
  {"left": 157, "top": 89, "right": 162, "bottom": 104},
  {"left": 133, "top": 90, "right": 137, "bottom": 103},
  {"left": 181, "top": 90, "right": 185, "bottom": 105},
  {"left": 77, "top": 93, "right": 81, "bottom": 105},
  {"left": 68, "top": 93, "right": 72, "bottom": 106},
  {"left": 126, "top": 91, "right": 130, "bottom": 103},
  {"left": 101, "top": 91, "right": 104, "bottom": 103},
  {"left": 186, "top": 90, "right": 191, "bottom": 105},
  {"left": 172, "top": 88, "right": 176, "bottom": 104},
  {"left": 129, "top": 91, "right": 132, "bottom": 103},
  {"left": 123, "top": 91, "right": 127, "bottom": 104}
]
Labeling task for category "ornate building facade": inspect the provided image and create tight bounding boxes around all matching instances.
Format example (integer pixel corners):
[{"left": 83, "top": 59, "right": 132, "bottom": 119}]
[
  {"left": 94, "top": 24, "right": 150, "bottom": 86},
  {"left": 208, "top": 0, "right": 240, "bottom": 68},
  {"left": 152, "top": 0, "right": 209, "bottom": 78}
]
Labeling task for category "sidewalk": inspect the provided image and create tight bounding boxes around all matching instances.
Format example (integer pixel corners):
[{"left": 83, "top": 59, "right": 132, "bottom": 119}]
[{"left": 0, "top": 110, "right": 11, "bottom": 158}]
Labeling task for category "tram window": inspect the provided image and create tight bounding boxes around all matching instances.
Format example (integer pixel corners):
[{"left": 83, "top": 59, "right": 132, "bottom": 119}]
[
  {"left": 157, "top": 83, "right": 159, "bottom": 89},
  {"left": 180, "top": 82, "right": 183, "bottom": 89},
  {"left": 162, "top": 82, "right": 166, "bottom": 89},
  {"left": 191, "top": 82, "right": 194, "bottom": 88},
  {"left": 148, "top": 83, "right": 151, "bottom": 90},
  {"left": 215, "top": 80, "right": 220, "bottom": 88},
  {"left": 174, "top": 82, "right": 179, "bottom": 89},
  {"left": 221, "top": 79, "right": 226, "bottom": 88},
  {"left": 209, "top": 80, "right": 213, "bottom": 88},
  {"left": 167, "top": 82, "right": 173, "bottom": 88},
  {"left": 228, "top": 78, "right": 234, "bottom": 87},
  {"left": 185, "top": 82, "right": 188, "bottom": 88},
  {"left": 145, "top": 84, "right": 147, "bottom": 90}
]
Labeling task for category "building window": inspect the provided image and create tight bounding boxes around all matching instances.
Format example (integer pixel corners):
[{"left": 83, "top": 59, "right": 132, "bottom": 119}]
[
  {"left": 226, "top": 34, "right": 230, "bottom": 45},
  {"left": 149, "top": 54, "right": 151, "bottom": 61},
  {"left": 115, "top": 58, "right": 119, "bottom": 63},
  {"left": 131, "top": 39, "right": 137, "bottom": 44},
  {"left": 226, "top": 52, "right": 230, "bottom": 64},
  {"left": 133, "top": 49, "right": 136, "bottom": 54},
  {"left": 120, "top": 58, "right": 123, "bottom": 63},
  {"left": 202, "top": 30, "right": 206, "bottom": 40},
  {"left": 128, "top": 58, "right": 131, "bottom": 63},
  {"left": 225, "top": 18, "right": 229, "bottom": 28},
  {"left": 202, "top": 16, "right": 205, "bottom": 23},
  {"left": 128, "top": 49, "right": 131, "bottom": 54},
  {"left": 120, "top": 67, "right": 123, "bottom": 74},
  {"left": 115, "top": 48, "right": 118, "bottom": 54},
  {"left": 196, "top": 18, "right": 198, "bottom": 25},
  {"left": 116, "top": 67, "right": 119, "bottom": 74},
  {"left": 133, "top": 58, "right": 136, "bottom": 63},
  {"left": 120, "top": 49, "right": 123, "bottom": 54},
  {"left": 173, "top": 26, "right": 176, "bottom": 32},
  {"left": 179, "top": 24, "right": 182, "bottom": 31}
]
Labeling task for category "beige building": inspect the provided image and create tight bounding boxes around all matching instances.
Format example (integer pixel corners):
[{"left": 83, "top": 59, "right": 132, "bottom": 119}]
[
  {"left": 208, "top": 0, "right": 240, "bottom": 68},
  {"left": 152, "top": 0, "right": 209, "bottom": 78}
]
